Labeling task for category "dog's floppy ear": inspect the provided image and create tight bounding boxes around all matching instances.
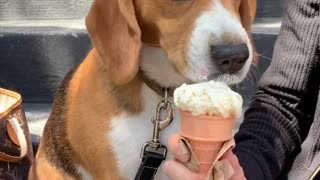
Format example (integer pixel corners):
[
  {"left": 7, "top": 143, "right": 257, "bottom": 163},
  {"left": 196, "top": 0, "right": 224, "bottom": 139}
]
[
  {"left": 239, "top": 0, "right": 258, "bottom": 64},
  {"left": 86, "top": 0, "right": 141, "bottom": 85},
  {"left": 239, "top": 0, "right": 256, "bottom": 32}
]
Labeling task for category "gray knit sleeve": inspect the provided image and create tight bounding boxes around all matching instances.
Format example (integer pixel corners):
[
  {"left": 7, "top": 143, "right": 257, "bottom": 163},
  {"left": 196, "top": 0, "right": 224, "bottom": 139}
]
[{"left": 234, "top": 0, "right": 320, "bottom": 179}]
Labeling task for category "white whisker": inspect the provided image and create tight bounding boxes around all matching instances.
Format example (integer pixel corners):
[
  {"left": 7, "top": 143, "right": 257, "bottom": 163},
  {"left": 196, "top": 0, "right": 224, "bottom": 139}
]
[{"left": 255, "top": 52, "right": 273, "bottom": 61}]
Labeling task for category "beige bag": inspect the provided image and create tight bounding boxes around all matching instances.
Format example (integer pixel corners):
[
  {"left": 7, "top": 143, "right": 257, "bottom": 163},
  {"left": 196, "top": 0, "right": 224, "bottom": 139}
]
[{"left": 0, "top": 88, "right": 34, "bottom": 180}]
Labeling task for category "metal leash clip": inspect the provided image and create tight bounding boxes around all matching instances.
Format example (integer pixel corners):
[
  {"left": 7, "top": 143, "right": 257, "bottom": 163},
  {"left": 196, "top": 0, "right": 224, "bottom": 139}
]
[{"left": 140, "top": 88, "right": 174, "bottom": 160}]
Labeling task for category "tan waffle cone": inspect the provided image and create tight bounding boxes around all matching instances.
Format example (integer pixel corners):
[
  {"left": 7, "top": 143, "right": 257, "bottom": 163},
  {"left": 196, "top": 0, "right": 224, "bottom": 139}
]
[{"left": 179, "top": 110, "right": 235, "bottom": 176}]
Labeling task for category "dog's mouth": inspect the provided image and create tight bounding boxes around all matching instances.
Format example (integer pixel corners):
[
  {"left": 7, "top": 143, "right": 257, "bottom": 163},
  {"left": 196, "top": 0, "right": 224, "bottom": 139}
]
[
  {"left": 207, "top": 73, "right": 241, "bottom": 85},
  {"left": 185, "top": 72, "right": 242, "bottom": 87}
]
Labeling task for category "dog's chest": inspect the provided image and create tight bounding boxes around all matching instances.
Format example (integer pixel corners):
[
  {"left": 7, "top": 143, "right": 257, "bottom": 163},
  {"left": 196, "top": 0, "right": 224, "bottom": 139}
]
[{"left": 108, "top": 85, "right": 180, "bottom": 179}]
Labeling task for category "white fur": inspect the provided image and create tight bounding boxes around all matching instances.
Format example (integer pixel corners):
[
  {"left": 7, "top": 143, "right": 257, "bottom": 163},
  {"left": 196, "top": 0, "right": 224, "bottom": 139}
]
[
  {"left": 77, "top": 165, "right": 93, "bottom": 180},
  {"left": 140, "top": 0, "right": 253, "bottom": 86},
  {"left": 109, "top": 85, "right": 179, "bottom": 180},
  {"left": 140, "top": 44, "right": 189, "bottom": 88},
  {"left": 187, "top": 0, "right": 253, "bottom": 83},
  {"left": 107, "top": 0, "right": 253, "bottom": 179}
]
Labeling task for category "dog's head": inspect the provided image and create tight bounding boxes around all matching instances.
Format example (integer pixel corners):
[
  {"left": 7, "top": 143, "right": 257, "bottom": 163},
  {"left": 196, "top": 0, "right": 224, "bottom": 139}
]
[{"left": 86, "top": 0, "right": 257, "bottom": 86}]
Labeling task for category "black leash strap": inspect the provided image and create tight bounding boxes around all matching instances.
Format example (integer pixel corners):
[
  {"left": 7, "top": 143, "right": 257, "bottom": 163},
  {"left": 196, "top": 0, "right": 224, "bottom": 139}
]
[
  {"left": 134, "top": 144, "right": 167, "bottom": 180},
  {"left": 135, "top": 89, "right": 173, "bottom": 180}
]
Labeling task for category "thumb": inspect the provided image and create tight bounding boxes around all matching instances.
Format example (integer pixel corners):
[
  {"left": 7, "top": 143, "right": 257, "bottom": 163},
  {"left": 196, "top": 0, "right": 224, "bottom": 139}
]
[
  {"left": 222, "top": 150, "right": 239, "bottom": 168},
  {"left": 221, "top": 150, "right": 247, "bottom": 180}
]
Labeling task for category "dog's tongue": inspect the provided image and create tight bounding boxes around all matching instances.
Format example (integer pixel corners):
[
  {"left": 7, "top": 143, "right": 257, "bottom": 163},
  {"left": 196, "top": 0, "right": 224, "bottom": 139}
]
[{"left": 173, "top": 81, "right": 243, "bottom": 118}]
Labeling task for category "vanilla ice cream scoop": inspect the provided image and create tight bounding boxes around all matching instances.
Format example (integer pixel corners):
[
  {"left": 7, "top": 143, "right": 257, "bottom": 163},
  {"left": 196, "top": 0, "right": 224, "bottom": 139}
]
[{"left": 174, "top": 81, "right": 242, "bottom": 118}]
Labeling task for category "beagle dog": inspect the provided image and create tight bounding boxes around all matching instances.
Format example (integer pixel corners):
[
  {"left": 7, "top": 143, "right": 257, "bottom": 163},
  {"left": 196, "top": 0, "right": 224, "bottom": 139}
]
[{"left": 29, "top": 0, "right": 257, "bottom": 179}]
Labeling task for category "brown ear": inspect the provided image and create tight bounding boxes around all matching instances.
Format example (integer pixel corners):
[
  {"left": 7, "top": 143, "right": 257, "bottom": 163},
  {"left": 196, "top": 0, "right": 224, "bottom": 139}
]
[
  {"left": 239, "top": 0, "right": 257, "bottom": 32},
  {"left": 86, "top": 0, "right": 141, "bottom": 85},
  {"left": 239, "top": 0, "right": 258, "bottom": 64}
]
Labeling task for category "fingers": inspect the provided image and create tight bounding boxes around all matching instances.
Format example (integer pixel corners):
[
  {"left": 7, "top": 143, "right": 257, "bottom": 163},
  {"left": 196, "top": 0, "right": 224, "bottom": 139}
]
[
  {"left": 168, "top": 133, "right": 190, "bottom": 163},
  {"left": 222, "top": 150, "right": 237, "bottom": 166},
  {"left": 163, "top": 160, "right": 205, "bottom": 180},
  {"left": 166, "top": 134, "right": 247, "bottom": 180},
  {"left": 222, "top": 150, "right": 247, "bottom": 180}
]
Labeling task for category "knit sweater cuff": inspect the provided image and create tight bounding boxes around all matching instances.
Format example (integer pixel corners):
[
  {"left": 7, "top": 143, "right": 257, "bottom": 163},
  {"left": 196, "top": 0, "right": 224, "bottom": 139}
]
[{"left": 234, "top": 147, "right": 271, "bottom": 180}]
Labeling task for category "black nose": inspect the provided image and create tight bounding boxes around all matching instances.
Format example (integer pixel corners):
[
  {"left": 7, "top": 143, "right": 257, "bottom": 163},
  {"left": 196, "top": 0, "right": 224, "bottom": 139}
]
[{"left": 210, "top": 43, "right": 249, "bottom": 73}]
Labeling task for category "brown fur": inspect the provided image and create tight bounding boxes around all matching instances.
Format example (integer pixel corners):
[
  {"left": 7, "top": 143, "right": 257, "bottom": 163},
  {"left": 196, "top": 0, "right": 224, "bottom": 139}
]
[
  {"left": 29, "top": 0, "right": 257, "bottom": 179},
  {"left": 30, "top": 49, "right": 143, "bottom": 179},
  {"left": 238, "top": 0, "right": 259, "bottom": 64}
]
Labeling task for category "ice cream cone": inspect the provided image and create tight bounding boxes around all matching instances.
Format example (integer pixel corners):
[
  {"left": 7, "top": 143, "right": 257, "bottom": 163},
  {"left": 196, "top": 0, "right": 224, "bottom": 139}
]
[{"left": 179, "top": 110, "right": 235, "bottom": 176}]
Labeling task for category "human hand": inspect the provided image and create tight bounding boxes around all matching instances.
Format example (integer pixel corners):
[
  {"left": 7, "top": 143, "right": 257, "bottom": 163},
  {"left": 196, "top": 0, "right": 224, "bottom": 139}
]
[
  {"left": 163, "top": 133, "right": 247, "bottom": 180},
  {"left": 163, "top": 133, "right": 205, "bottom": 180},
  {"left": 221, "top": 150, "right": 247, "bottom": 180}
]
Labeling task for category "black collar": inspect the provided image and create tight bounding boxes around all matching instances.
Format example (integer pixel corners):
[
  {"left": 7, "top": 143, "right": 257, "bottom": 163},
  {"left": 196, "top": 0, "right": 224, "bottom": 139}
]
[{"left": 139, "top": 70, "right": 175, "bottom": 97}]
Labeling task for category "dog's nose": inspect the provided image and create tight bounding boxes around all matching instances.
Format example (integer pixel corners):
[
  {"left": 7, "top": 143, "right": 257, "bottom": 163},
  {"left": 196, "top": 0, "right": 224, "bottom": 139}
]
[{"left": 211, "top": 43, "right": 249, "bottom": 73}]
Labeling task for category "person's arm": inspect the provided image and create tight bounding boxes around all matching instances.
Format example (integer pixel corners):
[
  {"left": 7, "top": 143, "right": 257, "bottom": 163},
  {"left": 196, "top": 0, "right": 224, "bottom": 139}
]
[{"left": 234, "top": 0, "right": 320, "bottom": 179}]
